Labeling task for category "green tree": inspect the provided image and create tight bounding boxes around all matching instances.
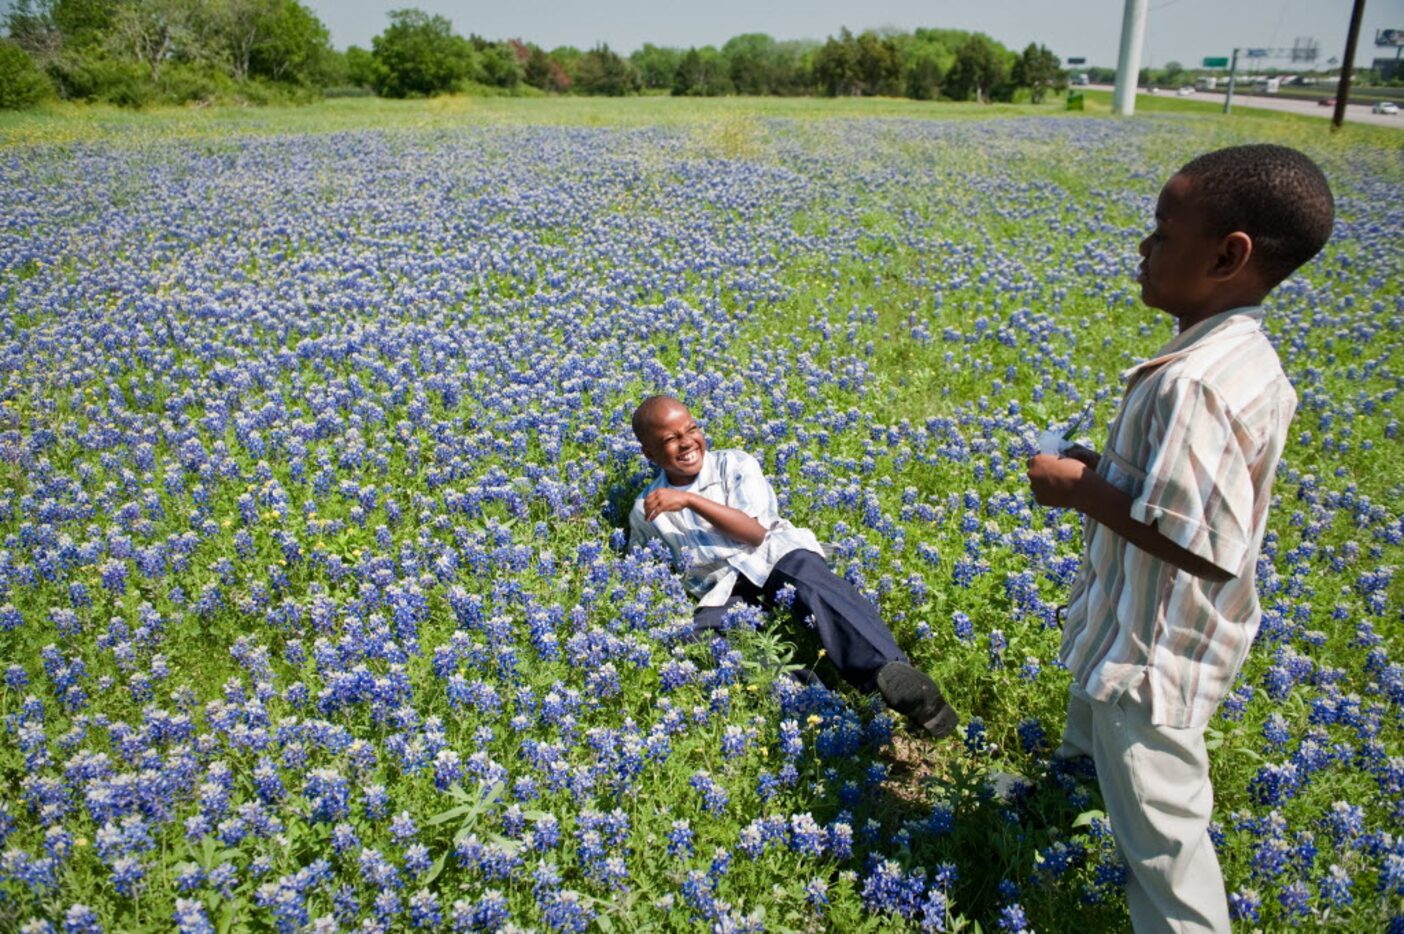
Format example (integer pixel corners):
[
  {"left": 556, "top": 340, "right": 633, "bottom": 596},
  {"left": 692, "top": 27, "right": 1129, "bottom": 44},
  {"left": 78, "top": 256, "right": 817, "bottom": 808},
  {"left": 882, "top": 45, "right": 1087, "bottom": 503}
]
[
  {"left": 248, "top": 0, "right": 331, "bottom": 85},
  {"left": 813, "top": 29, "right": 859, "bottom": 96},
  {"left": 369, "top": 8, "right": 472, "bottom": 97},
  {"left": 550, "top": 45, "right": 588, "bottom": 89},
  {"left": 205, "top": 0, "right": 277, "bottom": 82},
  {"left": 107, "top": 0, "right": 197, "bottom": 83},
  {"left": 671, "top": 46, "right": 732, "bottom": 96},
  {"left": 946, "top": 33, "right": 1010, "bottom": 103},
  {"left": 345, "top": 44, "right": 376, "bottom": 87},
  {"left": 0, "top": 38, "right": 51, "bottom": 108},
  {"left": 1162, "top": 60, "right": 1185, "bottom": 86},
  {"left": 520, "top": 43, "right": 570, "bottom": 92},
  {"left": 905, "top": 49, "right": 944, "bottom": 100},
  {"left": 5, "top": 0, "right": 62, "bottom": 66},
  {"left": 470, "top": 38, "right": 520, "bottom": 88},
  {"left": 573, "top": 43, "right": 637, "bottom": 95},
  {"left": 853, "top": 29, "right": 901, "bottom": 96},
  {"left": 1012, "top": 42, "right": 1063, "bottom": 102},
  {"left": 630, "top": 43, "right": 681, "bottom": 90},
  {"left": 722, "top": 33, "right": 778, "bottom": 95}
]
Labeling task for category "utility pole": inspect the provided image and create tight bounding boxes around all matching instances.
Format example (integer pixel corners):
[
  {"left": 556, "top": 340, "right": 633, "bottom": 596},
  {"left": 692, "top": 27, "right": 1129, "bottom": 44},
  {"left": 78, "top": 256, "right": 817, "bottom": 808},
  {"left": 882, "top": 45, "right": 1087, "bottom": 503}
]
[
  {"left": 1223, "top": 48, "right": 1240, "bottom": 113},
  {"left": 1332, "top": 0, "right": 1367, "bottom": 131},
  {"left": 1113, "top": 0, "right": 1149, "bottom": 115}
]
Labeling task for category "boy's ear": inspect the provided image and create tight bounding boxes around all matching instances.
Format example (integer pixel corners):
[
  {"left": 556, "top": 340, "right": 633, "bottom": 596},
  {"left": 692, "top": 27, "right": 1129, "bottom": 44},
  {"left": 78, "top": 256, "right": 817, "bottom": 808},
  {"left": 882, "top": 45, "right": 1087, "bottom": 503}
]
[{"left": 1211, "top": 231, "right": 1254, "bottom": 282}]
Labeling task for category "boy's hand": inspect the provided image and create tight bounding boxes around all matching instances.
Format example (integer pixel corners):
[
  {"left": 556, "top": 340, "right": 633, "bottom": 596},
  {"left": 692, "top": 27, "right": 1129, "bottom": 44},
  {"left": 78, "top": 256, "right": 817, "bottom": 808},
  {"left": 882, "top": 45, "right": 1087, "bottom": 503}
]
[
  {"left": 1026, "top": 454, "right": 1089, "bottom": 509},
  {"left": 644, "top": 488, "right": 695, "bottom": 522}
]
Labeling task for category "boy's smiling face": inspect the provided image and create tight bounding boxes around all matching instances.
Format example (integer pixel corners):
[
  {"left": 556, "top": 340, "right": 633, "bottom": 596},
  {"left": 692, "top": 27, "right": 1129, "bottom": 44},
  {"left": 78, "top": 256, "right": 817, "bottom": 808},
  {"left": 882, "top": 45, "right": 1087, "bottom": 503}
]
[{"left": 638, "top": 401, "right": 707, "bottom": 485}]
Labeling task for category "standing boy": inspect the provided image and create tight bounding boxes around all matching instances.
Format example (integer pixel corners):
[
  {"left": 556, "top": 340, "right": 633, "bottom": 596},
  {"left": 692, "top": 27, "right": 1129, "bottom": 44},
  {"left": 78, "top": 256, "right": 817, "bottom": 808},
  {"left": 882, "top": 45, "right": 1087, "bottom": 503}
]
[
  {"left": 1026, "top": 145, "right": 1333, "bottom": 932},
  {"left": 629, "top": 394, "right": 958, "bottom": 738}
]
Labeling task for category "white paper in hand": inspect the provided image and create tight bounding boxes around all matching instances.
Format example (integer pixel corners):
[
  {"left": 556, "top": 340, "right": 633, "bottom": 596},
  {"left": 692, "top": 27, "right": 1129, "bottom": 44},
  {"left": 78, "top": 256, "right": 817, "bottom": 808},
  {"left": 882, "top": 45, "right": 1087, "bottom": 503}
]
[{"left": 1037, "top": 429, "right": 1071, "bottom": 456}]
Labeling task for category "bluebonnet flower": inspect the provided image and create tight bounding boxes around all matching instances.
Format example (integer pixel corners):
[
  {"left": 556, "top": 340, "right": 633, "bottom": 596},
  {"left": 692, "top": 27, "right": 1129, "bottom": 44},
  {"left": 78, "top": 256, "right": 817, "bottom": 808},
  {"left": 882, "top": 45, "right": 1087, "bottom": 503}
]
[
  {"left": 690, "top": 772, "right": 729, "bottom": 815},
  {"left": 1319, "top": 863, "right": 1353, "bottom": 907},
  {"left": 540, "top": 889, "right": 593, "bottom": 932},
  {"left": 963, "top": 718, "right": 988, "bottom": 754},
  {"left": 1276, "top": 880, "right": 1310, "bottom": 919},
  {"left": 63, "top": 905, "right": 102, "bottom": 934},
  {"left": 667, "top": 819, "right": 694, "bottom": 858},
  {"left": 1016, "top": 717, "right": 1046, "bottom": 753},
  {"left": 997, "top": 903, "right": 1032, "bottom": 933},
  {"left": 173, "top": 898, "right": 214, "bottom": 934}
]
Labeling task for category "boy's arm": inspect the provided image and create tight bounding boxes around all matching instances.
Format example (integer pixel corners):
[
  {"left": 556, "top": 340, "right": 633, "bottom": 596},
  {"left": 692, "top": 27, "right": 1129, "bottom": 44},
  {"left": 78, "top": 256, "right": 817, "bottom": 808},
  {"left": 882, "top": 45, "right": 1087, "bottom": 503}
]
[
  {"left": 1026, "top": 454, "right": 1232, "bottom": 583},
  {"left": 643, "top": 488, "right": 766, "bottom": 548},
  {"left": 628, "top": 499, "right": 657, "bottom": 550}
]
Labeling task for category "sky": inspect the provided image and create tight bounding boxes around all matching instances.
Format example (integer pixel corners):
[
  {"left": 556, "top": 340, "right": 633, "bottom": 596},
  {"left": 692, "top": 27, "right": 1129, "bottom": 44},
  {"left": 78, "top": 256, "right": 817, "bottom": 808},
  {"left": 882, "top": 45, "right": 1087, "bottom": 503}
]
[{"left": 307, "top": 0, "right": 1404, "bottom": 69}]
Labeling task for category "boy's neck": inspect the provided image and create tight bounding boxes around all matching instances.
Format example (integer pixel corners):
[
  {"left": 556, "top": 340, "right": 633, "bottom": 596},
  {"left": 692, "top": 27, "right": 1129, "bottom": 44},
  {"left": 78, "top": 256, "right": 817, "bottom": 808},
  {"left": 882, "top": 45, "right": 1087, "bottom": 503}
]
[{"left": 1175, "top": 293, "right": 1267, "bottom": 333}]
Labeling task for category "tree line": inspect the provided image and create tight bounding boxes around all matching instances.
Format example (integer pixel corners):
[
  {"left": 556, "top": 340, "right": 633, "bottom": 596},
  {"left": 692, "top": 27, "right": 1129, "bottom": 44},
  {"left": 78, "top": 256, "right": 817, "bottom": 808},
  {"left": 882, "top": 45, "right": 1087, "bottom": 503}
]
[{"left": 1, "top": 3, "right": 1067, "bottom": 110}]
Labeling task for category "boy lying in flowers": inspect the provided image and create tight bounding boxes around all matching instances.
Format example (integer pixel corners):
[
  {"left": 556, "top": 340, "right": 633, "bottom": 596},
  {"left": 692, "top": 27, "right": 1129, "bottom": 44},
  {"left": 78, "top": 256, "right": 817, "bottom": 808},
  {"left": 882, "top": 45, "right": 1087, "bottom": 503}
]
[{"left": 628, "top": 395, "right": 957, "bottom": 738}]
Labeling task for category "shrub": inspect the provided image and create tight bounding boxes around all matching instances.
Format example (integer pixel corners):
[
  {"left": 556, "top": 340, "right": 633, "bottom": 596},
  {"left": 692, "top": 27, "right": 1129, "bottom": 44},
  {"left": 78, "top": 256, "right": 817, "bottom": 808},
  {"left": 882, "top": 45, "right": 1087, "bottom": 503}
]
[
  {"left": 0, "top": 40, "right": 51, "bottom": 110},
  {"left": 58, "top": 55, "right": 153, "bottom": 107}
]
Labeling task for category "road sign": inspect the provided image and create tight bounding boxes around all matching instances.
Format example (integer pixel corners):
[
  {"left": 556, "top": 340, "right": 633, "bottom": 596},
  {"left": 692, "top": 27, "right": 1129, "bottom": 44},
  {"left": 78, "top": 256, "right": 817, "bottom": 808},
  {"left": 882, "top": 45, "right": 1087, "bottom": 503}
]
[
  {"left": 1377, "top": 29, "right": 1404, "bottom": 47},
  {"left": 1202, "top": 57, "right": 1229, "bottom": 67},
  {"left": 1244, "top": 48, "right": 1268, "bottom": 58},
  {"left": 1066, "top": 57, "right": 1086, "bottom": 65}
]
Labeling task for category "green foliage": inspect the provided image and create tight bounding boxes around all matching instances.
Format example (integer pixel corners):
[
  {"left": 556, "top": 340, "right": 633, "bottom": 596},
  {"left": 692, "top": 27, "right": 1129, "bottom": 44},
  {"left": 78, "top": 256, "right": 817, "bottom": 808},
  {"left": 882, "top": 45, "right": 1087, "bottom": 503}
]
[
  {"left": 471, "top": 38, "right": 522, "bottom": 89},
  {"left": 245, "top": 0, "right": 334, "bottom": 86},
  {"left": 369, "top": 8, "right": 473, "bottom": 97},
  {"left": 520, "top": 43, "right": 570, "bottom": 92},
  {"left": 673, "top": 46, "right": 734, "bottom": 97},
  {"left": 904, "top": 47, "right": 946, "bottom": 101},
  {"left": 812, "top": 29, "right": 858, "bottom": 96},
  {"left": 572, "top": 44, "right": 639, "bottom": 96},
  {"left": 5, "top": 9, "right": 1069, "bottom": 108},
  {"left": 721, "top": 33, "right": 784, "bottom": 96},
  {"left": 56, "top": 51, "right": 153, "bottom": 106},
  {"left": 946, "top": 33, "right": 1013, "bottom": 103},
  {"left": 344, "top": 45, "right": 375, "bottom": 88},
  {"left": 5, "top": 0, "right": 334, "bottom": 105},
  {"left": 0, "top": 39, "right": 51, "bottom": 109},
  {"left": 630, "top": 42, "right": 681, "bottom": 91},
  {"left": 817, "top": 28, "right": 963, "bottom": 98},
  {"left": 1012, "top": 43, "right": 1063, "bottom": 103}
]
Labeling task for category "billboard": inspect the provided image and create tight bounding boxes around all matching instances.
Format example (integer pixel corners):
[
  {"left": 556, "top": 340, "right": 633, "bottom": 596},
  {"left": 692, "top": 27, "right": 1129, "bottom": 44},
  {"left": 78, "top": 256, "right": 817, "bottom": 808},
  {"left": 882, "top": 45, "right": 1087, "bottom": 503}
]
[{"left": 1377, "top": 29, "right": 1404, "bottom": 47}]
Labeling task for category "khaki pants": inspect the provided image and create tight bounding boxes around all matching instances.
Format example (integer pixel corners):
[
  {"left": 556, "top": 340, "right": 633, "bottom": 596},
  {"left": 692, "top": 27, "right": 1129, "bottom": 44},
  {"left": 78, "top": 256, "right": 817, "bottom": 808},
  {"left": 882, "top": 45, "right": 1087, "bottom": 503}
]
[{"left": 1059, "top": 679, "right": 1230, "bottom": 934}]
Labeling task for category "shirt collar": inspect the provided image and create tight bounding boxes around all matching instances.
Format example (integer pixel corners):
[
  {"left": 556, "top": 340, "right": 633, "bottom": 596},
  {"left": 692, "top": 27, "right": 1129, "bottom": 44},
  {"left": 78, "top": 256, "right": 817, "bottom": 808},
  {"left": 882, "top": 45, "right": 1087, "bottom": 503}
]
[
  {"left": 663, "top": 448, "right": 720, "bottom": 491},
  {"left": 1120, "top": 306, "right": 1264, "bottom": 382}
]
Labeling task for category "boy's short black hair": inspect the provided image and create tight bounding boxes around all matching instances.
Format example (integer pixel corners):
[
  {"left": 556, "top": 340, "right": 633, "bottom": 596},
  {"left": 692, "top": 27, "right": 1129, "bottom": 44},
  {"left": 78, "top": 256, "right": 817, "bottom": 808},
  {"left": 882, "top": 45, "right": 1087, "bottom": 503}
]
[
  {"left": 1177, "top": 144, "right": 1334, "bottom": 288},
  {"left": 631, "top": 394, "right": 684, "bottom": 442}
]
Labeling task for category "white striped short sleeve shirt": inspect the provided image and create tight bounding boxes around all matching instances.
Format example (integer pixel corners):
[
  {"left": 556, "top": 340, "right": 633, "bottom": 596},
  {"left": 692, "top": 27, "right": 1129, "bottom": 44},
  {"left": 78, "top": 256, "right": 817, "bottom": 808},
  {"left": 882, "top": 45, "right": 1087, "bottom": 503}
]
[
  {"left": 1059, "top": 307, "right": 1298, "bottom": 728},
  {"left": 628, "top": 449, "right": 824, "bottom": 608}
]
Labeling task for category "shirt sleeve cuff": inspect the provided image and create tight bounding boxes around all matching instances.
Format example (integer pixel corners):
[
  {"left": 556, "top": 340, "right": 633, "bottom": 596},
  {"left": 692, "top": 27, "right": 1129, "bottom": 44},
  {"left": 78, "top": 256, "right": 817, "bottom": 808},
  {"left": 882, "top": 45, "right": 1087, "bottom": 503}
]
[{"left": 1130, "top": 500, "right": 1248, "bottom": 576}]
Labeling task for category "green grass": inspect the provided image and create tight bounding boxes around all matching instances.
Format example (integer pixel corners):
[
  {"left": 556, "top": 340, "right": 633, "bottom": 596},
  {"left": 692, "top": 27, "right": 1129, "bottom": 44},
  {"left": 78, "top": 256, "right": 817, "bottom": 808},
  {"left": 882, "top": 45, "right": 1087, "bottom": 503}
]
[{"left": 5, "top": 91, "right": 1400, "bottom": 151}]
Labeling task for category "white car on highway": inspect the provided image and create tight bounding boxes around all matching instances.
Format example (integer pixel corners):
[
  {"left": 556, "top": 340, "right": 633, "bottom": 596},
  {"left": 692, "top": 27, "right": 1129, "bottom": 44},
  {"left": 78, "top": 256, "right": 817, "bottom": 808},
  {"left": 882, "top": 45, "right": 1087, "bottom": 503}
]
[{"left": 1372, "top": 101, "right": 1398, "bottom": 115}]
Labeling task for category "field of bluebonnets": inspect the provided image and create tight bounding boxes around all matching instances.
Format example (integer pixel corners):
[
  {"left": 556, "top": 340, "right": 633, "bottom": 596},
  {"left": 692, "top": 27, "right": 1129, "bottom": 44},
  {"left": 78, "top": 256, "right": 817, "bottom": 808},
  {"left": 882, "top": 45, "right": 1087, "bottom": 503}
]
[{"left": 0, "top": 99, "right": 1400, "bottom": 933}]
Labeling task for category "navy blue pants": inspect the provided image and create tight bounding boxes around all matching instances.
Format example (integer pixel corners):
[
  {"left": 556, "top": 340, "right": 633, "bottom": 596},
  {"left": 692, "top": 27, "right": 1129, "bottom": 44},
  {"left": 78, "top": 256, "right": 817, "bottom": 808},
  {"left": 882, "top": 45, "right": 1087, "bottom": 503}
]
[{"left": 692, "top": 549, "right": 906, "bottom": 692}]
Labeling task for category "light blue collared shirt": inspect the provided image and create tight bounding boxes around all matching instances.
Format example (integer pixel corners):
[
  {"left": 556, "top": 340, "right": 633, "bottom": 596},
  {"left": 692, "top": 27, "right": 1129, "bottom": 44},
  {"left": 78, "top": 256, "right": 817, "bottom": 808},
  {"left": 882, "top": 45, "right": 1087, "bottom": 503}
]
[{"left": 628, "top": 449, "right": 823, "bottom": 608}]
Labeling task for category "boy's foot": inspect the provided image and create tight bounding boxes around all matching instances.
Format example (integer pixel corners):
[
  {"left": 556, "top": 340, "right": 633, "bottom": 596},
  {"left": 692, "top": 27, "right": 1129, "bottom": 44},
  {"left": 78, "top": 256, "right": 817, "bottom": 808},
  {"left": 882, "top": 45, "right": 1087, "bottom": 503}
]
[{"left": 876, "top": 661, "right": 958, "bottom": 738}]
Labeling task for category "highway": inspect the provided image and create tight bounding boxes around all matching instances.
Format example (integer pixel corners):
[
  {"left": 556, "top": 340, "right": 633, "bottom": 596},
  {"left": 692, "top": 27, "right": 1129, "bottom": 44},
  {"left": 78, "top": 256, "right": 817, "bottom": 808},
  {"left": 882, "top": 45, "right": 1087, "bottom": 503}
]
[{"left": 1087, "top": 84, "right": 1402, "bottom": 129}]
